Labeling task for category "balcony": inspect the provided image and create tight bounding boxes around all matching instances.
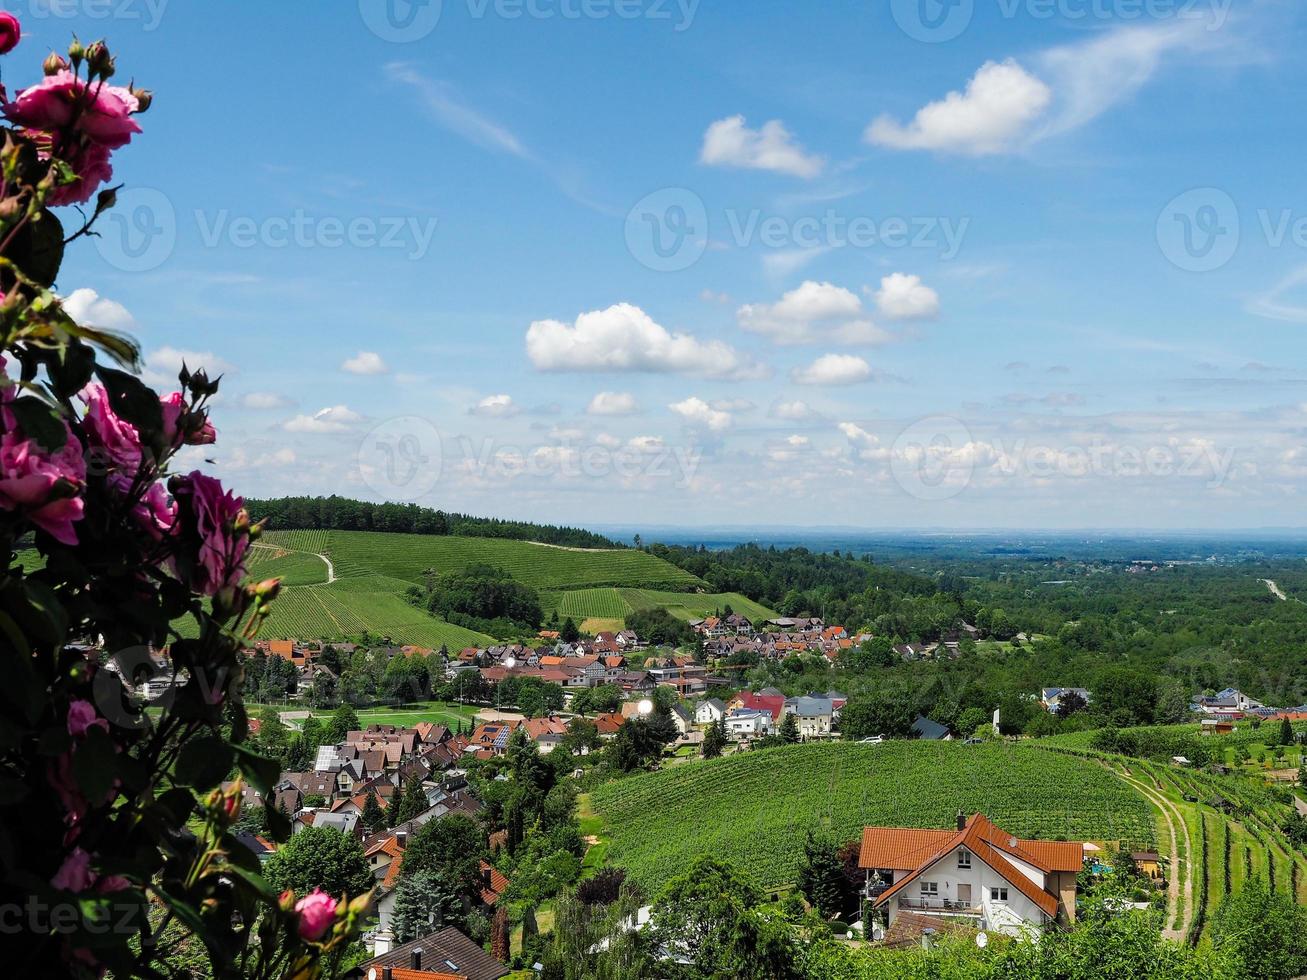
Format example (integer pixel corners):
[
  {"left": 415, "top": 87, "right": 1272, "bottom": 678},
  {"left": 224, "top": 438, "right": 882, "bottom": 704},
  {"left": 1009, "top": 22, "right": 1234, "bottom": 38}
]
[{"left": 895, "top": 897, "right": 982, "bottom": 915}]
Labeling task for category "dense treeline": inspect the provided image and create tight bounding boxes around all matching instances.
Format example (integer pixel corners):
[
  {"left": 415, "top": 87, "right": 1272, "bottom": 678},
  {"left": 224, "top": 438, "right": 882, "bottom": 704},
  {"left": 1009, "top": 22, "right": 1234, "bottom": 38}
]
[
  {"left": 407, "top": 564, "right": 545, "bottom": 636},
  {"left": 246, "top": 495, "right": 617, "bottom": 548}
]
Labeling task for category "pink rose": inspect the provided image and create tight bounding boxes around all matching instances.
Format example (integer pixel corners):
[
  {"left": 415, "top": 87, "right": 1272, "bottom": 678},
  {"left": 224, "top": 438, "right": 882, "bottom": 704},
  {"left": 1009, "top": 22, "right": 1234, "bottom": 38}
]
[
  {"left": 170, "top": 472, "right": 249, "bottom": 596},
  {"left": 160, "top": 392, "right": 216, "bottom": 448},
  {"left": 80, "top": 383, "right": 143, "bottom": 476},
  {"left": 51, "top": 848, "right": 94, "bottom": 892},
  {"left": 0, "top": 13, "right": 20, "bottom": 55},
  {"left": 47, "top": 141, "right": 113, "bottom": 207},
  {"left": 294, "top": 889, "right": 338, "bottom": 942},
  {"left": 0, "top": 426, "right": 86, "bottom": 545},
  {"left": 132, "top": 480, "right": 177, "bottom": 540},
  {"left": 4, "top": 71, "right": 141, "bottom": 148},
  {"left": 67, "top": 700, "right": 108, "bottom": 738}
]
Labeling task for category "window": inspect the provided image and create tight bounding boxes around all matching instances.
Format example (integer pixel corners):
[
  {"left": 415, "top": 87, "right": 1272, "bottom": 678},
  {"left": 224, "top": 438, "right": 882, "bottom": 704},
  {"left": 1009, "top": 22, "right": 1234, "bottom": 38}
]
[
  {"left": 957, "top": 849, "right": 972, "bottom": 869},
  {"left": 990, "top": 887, "right": 1009, "bottom": 902},
  {"left": 920, "top": 881, "right": 939, "bottom": 896}
]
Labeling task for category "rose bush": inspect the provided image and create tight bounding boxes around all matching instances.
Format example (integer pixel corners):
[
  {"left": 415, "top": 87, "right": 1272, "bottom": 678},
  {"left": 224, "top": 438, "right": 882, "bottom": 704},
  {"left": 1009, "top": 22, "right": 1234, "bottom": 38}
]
[{"left": 0, "top": 26, "right": 369, "bottom": 980}]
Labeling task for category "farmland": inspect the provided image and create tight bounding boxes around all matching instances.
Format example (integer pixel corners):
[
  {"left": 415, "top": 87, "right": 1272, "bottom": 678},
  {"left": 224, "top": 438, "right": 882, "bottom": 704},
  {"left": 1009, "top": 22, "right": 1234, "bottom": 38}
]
[
  {"left": 1040, "top": 743, "right": 1307, "bottom": 941},
  {"left": 538, "top": 586, "right": 778, "bottom": 626},
  {"left": 262, "top": 530, "right": 703, "bottom": 590},
  {"left": 209, "top": 530, "right": 726, "bottom": 644},
  {"left": 588, "top": 741, "right": 1155, "bottom": 894}
]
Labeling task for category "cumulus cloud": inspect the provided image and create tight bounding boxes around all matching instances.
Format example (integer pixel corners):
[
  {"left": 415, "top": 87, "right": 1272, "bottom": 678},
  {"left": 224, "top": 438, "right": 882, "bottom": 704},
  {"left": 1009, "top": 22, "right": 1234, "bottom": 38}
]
[
  {"left": 526, "top": 303, "right": 766, "bottom": 380},
  {"left": 873, "top": 273, "right": 940, "bottom": 320},
  {"left": 284, "top": 405, "right": 362, "bottom": 433},
  {"left": 737, "top": 281, "right": 891, "bottom": 347},
  {"left": 866, "top": 59, "right": 1052, "bottom": 155},
  {"left": 471, "top": 394, "right": 519, "bottom": 417},
  {"left": 772, "top": 399, "right": 814, "bottom": 420},
  {"left": 62, "top": 288, "right": 136, "bottom": 331},
  {"left": 669, "top": 396, "right": 733, "bottom": 431},
  {"left": 143, "top": 347, "right": 233, "bottom": 387},
  {"left": 700, "top": 115, "right": 824, "bottom": 178},
  {"left": 791, "top": 354, "right": 873, "bottom": 386},
  {"left": 341, "top": 351, "right": 389, "bottom": 375},
  {"left": 242, "top": 392, "right": 293, "bottom": 410},
  {"left": 586, "top": 391, "right": 640, "bottom": 416}
]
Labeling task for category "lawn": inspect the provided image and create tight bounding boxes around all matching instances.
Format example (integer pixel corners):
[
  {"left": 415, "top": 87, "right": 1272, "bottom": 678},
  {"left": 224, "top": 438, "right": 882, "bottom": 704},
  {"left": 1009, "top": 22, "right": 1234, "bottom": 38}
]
[{"left": 285, "top": 701, "right": 480, "bottom": 730}]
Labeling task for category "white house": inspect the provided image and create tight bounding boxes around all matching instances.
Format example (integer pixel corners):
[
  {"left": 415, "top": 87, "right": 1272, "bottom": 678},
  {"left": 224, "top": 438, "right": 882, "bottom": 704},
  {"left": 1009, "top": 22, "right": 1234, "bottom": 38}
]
[
  {"left": 862, "top": 813, "right": 1082, "bottom": 938},
  {"left": 1039, "top": 687, "right": 1091, "bottom": 713},
  {"left": 695, "top": 698, "right": 727, "bottom": 725},
  {"left": 782, "top": 696, "right": 834, "bottom": 737},
  {"left": 724, "top": 708, "right": 772, "bottom": 739}
]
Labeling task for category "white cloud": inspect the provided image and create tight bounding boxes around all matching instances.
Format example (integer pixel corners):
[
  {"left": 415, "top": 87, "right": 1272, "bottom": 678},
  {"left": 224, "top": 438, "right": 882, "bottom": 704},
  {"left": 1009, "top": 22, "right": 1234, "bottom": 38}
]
[
  {"left": 669, "top": 396, "right": 733, "bottom": 432},
  {"left": 711, "top": 398, "right": 755, "bottom": 413},
  {"left": 284, "top": 405, "right": 362, "bottom": 433},
  {"left": 838, "top": 421, "right": 890, "bottom": 460},
  {"left": 700, "top": 115, "right": 824, "bottom": 179},
  {"left": 526, "top": 303, "right": 766, "bottom": 380},
  {"left": 873, "top": 273, "right": 940, "bottom": 320},
  {"left": 471, "top": 394, "right": 519, "bottom": 417},
  {"left": 586, "top": 391, "right": 640, "bottom": 416},
  {"left": 242, "top": 392, "right": 293, "bottom": 410},
  {"left": 143, "top": 347, "right": 234, "bottom": 388},
  {"left": 341, "top": 351, "right": 389, "bottom": 375},
  {"left": 866, "top": 59, "right": 1052, "bottom": 155},
  {"left": 737, "top": 281, "right": 892, "bottom": 347},
  {"left": 762, "top": 246, "right": 832, "bottom": 278},
  {"left": 772, "top": 399, "right": 814, "bottom": 420},
  {"left": 791, "top": 354, "right": 872, "bottom": 386},
  {"left": 700, "top": 288, "right": 732, "bottom": 304},
  {"left": 1034, "top": 19, "right": 1240, "bottom": 141},
  {"left": 62, "top": 288, "right": 136, "bottom": 331},
  {"left": 386, "top": 62, "right": 528, "bottom": 158},
  {"left": 1247, "top": 265, "right": 1307, "bottom": 324}
]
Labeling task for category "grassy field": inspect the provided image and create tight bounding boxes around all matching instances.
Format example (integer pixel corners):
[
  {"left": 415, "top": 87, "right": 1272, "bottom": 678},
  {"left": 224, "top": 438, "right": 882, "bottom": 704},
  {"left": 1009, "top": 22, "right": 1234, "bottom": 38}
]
[
  {"left": 236, "top": 530, "right": 753, "bottom": 644},
  {"left": 538, "top": 586, "right": 778, "bottom": 627},
  {"left": 283, "top": 701, "right": 481, "bottom": 730},
  {"left": 263, "top": 530, "right": 703, "bottom": 590},
  {"left": 589, "top": 741, "right": 1155, "bottom": 894}
]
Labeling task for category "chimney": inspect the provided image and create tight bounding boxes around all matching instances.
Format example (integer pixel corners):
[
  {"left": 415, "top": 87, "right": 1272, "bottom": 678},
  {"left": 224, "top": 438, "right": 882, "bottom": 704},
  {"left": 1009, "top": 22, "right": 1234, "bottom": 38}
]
[
  {"left": 956, "top": 810, "right": 966, "bottom": 831},
  {"left": 396, "top": 830, "right": 408, "bottom": 847},
  {"left": 921, "top": 927, "right": 936, "bottom": 951},
  {"left": 410, "top": 948, "right": 422, "bottom": 971},
  {"left": 381, "top": 969, "right": 393, "bottom": 980},
  {"left": 483, "top": 866, "right": 492, "bottom": 888},
  {"left": 373, "top": 928, "right": 394, "bottom": 955}
]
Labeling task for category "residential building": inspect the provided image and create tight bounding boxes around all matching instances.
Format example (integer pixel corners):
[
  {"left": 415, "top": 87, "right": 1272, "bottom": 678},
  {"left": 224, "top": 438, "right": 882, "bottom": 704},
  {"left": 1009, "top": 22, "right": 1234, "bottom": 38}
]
[{"left": 861, "top": 813, "right": 1082, "bottom": 937}]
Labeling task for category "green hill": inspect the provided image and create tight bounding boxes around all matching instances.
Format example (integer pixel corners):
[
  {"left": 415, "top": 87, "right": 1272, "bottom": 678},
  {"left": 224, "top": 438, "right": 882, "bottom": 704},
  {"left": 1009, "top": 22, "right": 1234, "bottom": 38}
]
[
  {"left": 588, "top": 741, "right": 1155, "bottom": 893},
  {"left": 235, "top": 530, "right": 718, "bottom": 645}
]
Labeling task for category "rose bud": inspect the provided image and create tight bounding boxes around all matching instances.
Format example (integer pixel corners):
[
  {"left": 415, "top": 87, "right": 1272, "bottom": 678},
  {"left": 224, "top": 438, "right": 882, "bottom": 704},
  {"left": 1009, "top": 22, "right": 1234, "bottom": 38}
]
[
  {"left": 43, "top": 52, "right": 68, "bottom": 76},
  {"left": 0, "top": 13, "right": 21, "bottom": 56}
]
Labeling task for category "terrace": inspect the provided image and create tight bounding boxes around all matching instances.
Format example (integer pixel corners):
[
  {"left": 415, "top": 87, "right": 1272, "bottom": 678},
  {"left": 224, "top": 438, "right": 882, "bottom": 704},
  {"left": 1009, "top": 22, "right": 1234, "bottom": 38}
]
[{"left": 894, "top": 896, "right": 983, "bottom": 916}]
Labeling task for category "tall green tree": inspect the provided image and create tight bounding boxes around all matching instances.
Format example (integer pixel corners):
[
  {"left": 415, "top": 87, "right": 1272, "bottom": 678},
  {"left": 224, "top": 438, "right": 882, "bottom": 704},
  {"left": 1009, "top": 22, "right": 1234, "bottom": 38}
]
[
  {"left": 650, "top": 857, "right": 796, "bottom": 979},
  {"left": 361, "top": 790, "right": 387, "bottom": 832},
  {"left": 703, "top": 718, "right": 727, "bottom": 759},
  {"left": 779, "top": 712, "right": 800, "bottom": 744},
  {"left": 797, "top": 832, "right": 849, "bottom": 919},
  {"left": 264, "top": 826, "right": 372, "bottom": 897},
  {"left": 391, "top": 870, "right": 465, "bottom": 942},
  {"left": 394, "top": 776, "right": 430, "bottom": 825},
  {"left": 325, "top": 703, "right": 360, "bottom": 744}
]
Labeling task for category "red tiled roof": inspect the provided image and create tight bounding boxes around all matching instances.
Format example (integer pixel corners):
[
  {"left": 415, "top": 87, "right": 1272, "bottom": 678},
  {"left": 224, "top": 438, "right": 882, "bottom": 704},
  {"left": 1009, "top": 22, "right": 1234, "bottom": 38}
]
[
  {"left": 866, "top": 814, "right": 1081, "bottom": 920},
  {"left": 390, "top": 970, "right": 465, "bottom": 980}
]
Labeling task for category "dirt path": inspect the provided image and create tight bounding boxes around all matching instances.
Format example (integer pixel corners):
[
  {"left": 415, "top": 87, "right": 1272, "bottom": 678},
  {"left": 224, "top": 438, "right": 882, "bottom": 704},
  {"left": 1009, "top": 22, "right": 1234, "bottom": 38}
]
[
  {"left": 1113, "top": 766, "right": 1193, "bottom": 941},
  {"left": 1263, "top": 578, "right": 1288, "bottom": 601},
  {"left": 316, "top": 553, "right": 336, "bottom": 583}
]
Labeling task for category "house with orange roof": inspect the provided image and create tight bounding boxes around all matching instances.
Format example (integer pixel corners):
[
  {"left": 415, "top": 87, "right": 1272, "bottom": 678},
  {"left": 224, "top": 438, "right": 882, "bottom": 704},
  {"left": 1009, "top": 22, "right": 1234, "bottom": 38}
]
[{"left": 861, "top": 812, "right": 1082, "bottom": 937}]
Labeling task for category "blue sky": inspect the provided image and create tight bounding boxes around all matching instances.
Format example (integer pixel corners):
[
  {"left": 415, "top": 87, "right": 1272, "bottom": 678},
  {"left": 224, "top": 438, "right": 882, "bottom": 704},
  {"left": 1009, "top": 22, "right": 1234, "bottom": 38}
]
[{"left": 30, "top": 0, "right": 1307, "bottom": 529}]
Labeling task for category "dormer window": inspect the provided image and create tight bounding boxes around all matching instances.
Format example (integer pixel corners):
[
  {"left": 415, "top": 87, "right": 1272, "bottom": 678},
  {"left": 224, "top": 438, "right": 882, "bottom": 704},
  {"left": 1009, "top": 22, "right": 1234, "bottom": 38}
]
[{"left": 958, "top": 849, "right": 972, "bottom": 869}]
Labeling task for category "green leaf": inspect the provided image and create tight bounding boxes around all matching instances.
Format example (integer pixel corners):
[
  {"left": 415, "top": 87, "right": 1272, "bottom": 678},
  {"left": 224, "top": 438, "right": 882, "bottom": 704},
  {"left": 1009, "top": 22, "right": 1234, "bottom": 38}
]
[
  {"left": 231, "top": 742, "right": 281, "bottom": 795},
  {"left": 95, "top": 365, "right": 163, "bottom": 438},
  {"left": 174, "top": 734, "right": 234, "bottom": 790},
  {"left": 12, "top": 208, "right": 65, "bottom": 287},
  {"left": 72, "top": 726, "right": 118, "bottom": 802},
  {"left": 7, "top": 395, "right": 67, "bottom": 451}
]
